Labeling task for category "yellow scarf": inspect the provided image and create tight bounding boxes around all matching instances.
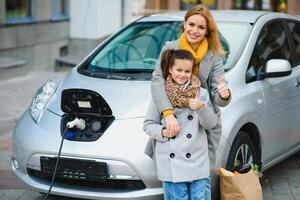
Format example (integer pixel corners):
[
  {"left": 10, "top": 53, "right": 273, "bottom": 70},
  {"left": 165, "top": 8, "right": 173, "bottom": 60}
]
[{"left": 179, "top": 33, "right": 208, "bottom": 76}]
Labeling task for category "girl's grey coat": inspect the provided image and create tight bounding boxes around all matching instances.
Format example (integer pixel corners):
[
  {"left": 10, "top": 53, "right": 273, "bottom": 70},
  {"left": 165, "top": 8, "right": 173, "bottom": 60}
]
[
  {"left": 150, "top": 40, "right": 231, "bottom": 166},
  {"left": 143, "top": 88, "right": 217, "bottom": 182}
]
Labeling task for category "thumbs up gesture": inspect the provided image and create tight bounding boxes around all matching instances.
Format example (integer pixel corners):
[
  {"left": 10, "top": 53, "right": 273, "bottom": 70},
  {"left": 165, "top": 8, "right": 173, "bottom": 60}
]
[
  {"left": 217, "top": 75, "right": 230, "bottom": 100},
  {"left": 189, "top": 91, "right": 204, "bottom": 110}
]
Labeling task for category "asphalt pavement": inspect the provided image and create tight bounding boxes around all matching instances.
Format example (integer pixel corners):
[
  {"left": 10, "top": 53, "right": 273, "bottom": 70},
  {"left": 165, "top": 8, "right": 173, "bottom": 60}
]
[{"left": 1, "top": 70, "right": 300, "bottom": 200}]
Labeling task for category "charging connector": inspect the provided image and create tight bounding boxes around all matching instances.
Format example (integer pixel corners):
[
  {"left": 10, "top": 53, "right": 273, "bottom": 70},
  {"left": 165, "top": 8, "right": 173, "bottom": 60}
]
[{"left": 66, "top": 118, "right": 86, "bottom": 131}]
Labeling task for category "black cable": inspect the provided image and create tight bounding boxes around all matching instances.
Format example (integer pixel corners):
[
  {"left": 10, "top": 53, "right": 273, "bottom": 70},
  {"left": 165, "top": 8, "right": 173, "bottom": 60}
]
[{"left": 42, "top": 125, "right": 69, "bottom": 200}]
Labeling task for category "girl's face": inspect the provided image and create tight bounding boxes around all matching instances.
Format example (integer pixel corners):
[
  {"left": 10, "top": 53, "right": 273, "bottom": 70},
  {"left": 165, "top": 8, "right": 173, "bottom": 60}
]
[
  {"left": 169, "top": 58, "right": 193, "bottom": 85},
  {"left": 183, "top": 14, "right": 207, "bottom": 45}
]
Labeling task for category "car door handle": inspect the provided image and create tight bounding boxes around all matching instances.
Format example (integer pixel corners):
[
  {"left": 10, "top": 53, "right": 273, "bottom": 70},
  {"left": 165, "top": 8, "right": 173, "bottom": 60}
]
[
  {"left": 257, "top": 98, "right": 263, "bottom": 104},
  {"left": 295, "top": 81, "right": 300, "bottom": 88}
]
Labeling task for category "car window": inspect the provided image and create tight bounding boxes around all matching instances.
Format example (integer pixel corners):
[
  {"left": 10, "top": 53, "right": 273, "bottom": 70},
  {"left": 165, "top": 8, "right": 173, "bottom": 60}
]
[
  {"left": 246, "top": 21, "right": 292, "bottom": 83},
  {"left": 287, "top": 22, "right": 300, "bottom": 65},
  {"left": 217, "top": 22, "right": 252, "bottom": 71},
  {"left": 84, "top": 22, "right": 181, "bottom": 80}
]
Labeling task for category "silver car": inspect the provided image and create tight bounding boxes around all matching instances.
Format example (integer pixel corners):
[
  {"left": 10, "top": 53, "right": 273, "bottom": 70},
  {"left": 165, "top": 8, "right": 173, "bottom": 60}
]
[{"left": 12, "top": 10, "right": 300, "bottom": 199}]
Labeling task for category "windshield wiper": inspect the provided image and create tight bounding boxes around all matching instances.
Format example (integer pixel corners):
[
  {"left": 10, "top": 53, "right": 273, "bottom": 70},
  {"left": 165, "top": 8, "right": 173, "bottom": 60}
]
[
  {"left": 112, "top": 69, "right": 153, "bottom": 73},
  {"left": 79, "top": 66, "right": 152, "bottom": 80}
]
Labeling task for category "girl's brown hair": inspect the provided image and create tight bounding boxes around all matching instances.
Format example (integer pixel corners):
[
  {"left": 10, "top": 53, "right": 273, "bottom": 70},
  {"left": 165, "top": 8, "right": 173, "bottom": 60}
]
[
  {"left": 160, "top": 49, "right": 194, "bottom": 79},
  {"left": 183, "top": 4, "right": 226, "bottom": 57}
]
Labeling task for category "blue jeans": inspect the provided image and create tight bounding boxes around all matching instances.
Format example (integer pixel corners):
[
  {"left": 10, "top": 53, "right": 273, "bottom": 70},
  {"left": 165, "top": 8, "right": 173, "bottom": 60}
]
[{"left": 163, "top": 178, "right": 211, "bottom": 200}]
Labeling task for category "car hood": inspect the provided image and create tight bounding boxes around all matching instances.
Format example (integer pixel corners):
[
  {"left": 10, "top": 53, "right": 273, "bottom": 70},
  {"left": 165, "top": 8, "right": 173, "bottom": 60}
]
[{"left": 47, "top": 69, "right": 152, "bottom": 120}]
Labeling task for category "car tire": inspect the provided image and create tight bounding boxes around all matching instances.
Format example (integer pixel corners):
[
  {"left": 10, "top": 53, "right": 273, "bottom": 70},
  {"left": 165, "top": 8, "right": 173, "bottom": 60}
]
[{"left": 226, "top": 131, "right": 258, "bottom": 171}]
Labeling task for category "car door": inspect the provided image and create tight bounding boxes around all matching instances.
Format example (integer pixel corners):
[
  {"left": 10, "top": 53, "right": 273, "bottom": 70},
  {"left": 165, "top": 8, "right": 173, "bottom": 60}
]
[
  {"left": 285, "top": 20, "right": 300, "bottom": 147},
  {"left": 246, "top": 20, "right": 295, "bottom": 162}
]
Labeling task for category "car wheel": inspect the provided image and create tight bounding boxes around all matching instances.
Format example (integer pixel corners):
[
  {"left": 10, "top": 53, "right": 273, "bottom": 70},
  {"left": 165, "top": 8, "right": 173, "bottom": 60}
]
[{"left": 226, "top": 131, "right": 258, "bottom": 171}]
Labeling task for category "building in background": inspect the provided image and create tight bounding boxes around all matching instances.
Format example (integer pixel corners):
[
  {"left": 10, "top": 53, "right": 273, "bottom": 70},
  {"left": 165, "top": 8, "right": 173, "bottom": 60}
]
[{"left": 0, "top": 0, "right": 69, "bottom": 79}]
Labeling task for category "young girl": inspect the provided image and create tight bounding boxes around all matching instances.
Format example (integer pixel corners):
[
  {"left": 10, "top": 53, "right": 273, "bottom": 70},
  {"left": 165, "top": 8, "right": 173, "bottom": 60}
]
[{"left": 143, "top": 49, "right": 217, "bottom": 200}]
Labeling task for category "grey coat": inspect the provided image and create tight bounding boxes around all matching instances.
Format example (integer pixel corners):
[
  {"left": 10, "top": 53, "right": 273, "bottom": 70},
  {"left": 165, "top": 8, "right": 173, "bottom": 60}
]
[
  {"left": 143, "top": 88, "right": 217, "bottom": 182},
  {"left": 150, "top": 40, "right": 231, "bottom": 167}
]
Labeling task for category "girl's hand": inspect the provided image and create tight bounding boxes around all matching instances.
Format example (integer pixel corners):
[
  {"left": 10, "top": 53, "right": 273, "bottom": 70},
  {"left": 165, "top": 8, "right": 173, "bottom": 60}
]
[
  {"left": 218, "top": 75, "right": 230, "bottom": 100},
  {"left": 189, "top": 92, "right": 204, "bottom": 110},
  {"left": 162, "top": 128, "right": 176, "bottom": 138},
  {"left": 164, "top": 114, "right": 180, "bottom": 136}
]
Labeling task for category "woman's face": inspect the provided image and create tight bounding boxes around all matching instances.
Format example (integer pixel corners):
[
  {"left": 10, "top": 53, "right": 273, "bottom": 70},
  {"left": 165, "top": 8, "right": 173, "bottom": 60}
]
[
  {"left": 169, "top": 58, "right": 193, "bottom": 85},
  {"left": 183, "top": 14, "right": 207, "bottom": 45}
]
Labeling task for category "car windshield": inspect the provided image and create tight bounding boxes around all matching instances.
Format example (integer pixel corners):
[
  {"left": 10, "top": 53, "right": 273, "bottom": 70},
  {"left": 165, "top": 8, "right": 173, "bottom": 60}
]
[{"left": 79, "top": 21, "right": 251, "bottom": 80}]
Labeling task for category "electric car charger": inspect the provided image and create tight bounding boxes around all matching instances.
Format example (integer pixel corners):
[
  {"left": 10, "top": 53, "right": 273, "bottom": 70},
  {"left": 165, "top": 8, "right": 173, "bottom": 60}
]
[{"left": 66, "top": 118, "right": 86, "bottom": 130}]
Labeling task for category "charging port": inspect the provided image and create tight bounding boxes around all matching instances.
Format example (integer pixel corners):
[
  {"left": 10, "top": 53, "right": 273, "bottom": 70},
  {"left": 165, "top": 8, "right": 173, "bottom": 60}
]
[{"left": 61, "top": 89, "right": 114, "bottom": 141}]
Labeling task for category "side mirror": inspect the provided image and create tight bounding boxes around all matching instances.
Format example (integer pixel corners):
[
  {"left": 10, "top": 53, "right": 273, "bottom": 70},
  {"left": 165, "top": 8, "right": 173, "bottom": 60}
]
[{"left": 258, "top": 59, "right": 292, "bottom": 80}]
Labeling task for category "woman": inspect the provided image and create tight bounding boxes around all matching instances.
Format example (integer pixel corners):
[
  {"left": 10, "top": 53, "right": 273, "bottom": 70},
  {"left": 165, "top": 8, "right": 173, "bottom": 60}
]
[{"left": 150, "top": 4, "right": 231, "bottom": 167}]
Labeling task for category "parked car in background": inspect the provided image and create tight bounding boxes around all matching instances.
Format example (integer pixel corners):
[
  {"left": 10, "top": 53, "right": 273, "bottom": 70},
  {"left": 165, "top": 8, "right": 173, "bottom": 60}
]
[{"left": 12, "top": 10, "right": 300, "bottom": 200}]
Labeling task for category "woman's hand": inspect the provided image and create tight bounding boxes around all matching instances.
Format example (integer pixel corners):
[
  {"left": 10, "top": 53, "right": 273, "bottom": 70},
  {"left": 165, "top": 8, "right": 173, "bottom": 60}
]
[
  {"left": 164, "top": 114, "right": 180, "bottom": 137},
  {"left": 218, "top": 75, "right": 230, "bottom": 100}
]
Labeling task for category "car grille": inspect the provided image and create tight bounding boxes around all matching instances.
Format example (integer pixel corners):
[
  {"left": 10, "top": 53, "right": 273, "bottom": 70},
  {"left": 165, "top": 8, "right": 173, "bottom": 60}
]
[
  {"left": 40, "top": 157, "right": 108, "bottom": 182},
  {"left": 28, "top": 168, "right": 146, "bottom": 189},
  {"left": 27, "top": 157, "right": 146, "bottom": 190}
]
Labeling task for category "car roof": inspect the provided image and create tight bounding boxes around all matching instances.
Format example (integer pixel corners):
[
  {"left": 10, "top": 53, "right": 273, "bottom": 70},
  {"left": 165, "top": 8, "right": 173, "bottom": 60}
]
[{"left": 138, "top": 10, "right": 296, "bottom": 23}]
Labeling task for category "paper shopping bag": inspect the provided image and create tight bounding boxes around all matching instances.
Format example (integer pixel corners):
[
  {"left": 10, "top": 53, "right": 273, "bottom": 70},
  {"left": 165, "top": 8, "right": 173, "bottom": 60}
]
[{"left": 220, "top": 168, "right": 263, "bottom": 200}]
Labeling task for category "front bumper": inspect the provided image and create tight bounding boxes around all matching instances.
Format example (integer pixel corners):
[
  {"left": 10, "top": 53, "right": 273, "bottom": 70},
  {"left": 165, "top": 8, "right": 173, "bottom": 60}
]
[
  {"left": 12, "top": 110, "right": 163, "bottom": 200},
  {"left": 12, "top": 160, "right": 162, "bottom": 200}
]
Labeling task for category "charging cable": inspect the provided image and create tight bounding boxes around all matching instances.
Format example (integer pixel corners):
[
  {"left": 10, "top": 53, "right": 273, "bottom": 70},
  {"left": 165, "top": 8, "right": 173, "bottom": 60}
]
[{"left": 42, "top": 117, "right": 86, "bottom": 200}]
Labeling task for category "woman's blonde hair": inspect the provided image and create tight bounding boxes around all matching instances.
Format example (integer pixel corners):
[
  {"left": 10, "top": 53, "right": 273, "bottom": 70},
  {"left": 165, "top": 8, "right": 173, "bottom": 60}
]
[{"left": 183, "top": 4, "right": 226, "bottom": 57}]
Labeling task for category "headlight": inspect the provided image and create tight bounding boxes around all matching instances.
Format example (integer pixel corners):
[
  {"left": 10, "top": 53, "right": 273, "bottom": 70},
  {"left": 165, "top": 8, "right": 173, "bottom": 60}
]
[{"left": 30, "top": 79, "right": 59, "bottom": 123}]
